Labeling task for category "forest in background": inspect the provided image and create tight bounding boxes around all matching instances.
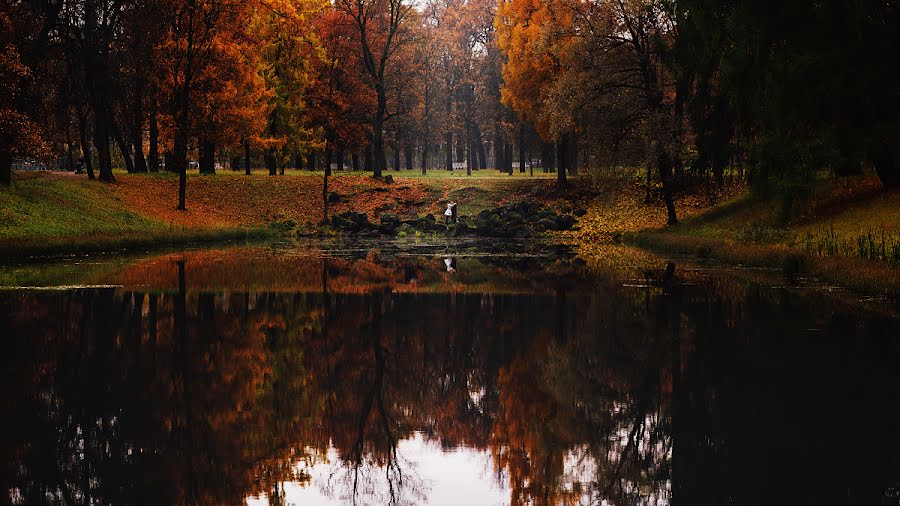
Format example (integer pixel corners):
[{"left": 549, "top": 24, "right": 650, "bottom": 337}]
[{"left": 1, "top": 0, "right": 897, "bottom": 222}]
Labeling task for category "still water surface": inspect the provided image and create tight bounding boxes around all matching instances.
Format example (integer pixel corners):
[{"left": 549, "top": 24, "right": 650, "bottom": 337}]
[{"left": 2, "top": 240, "right": 899, "bottom": 505}]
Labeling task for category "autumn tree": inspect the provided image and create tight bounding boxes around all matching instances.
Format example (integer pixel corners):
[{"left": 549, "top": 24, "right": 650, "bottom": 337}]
[
  {"left": 254, "top": 0, "right": 324, "bottom": 177},
  {"left": 438, "top": 0, "right": 498, "bottom": 176},
  {"left": 307, "top": 7, "right": 374, "bottom": 220},
  {"left": 184, "top": 7, "right": 272, "bottom": 176},
  {"left": 164, "top": 0, "right": 257, "bottom": 208},
  {"left": 0, "top": 10, "right": 48, "bottom": 185},
  {"left": 495, "top": 0, "right": 578, "bottom": 191},
  {"left": 336, "top": 0, "right": 415, "bottom": 177}
]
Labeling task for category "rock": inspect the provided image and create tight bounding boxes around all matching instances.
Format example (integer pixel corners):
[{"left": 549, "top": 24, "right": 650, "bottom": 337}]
[
  {"left": 513, "top": 202, "right": 530, "bottom": 216},
  {"left": 535, "top": 218, "right": 557, "bottom": 231},
  {"left": 504, "top": 211, "right": 522, "bottom": 222},
  {"left": 555, "top": 215, "right": 576, "bottom": 230},
  {"left": 380, "top": 212, "right": 400, "bottom": 225},
  {"left": 346, "top": 211, "right": 369, "bottom": 224},
  {"left": 331, "top": 211, "right": 374, "bottom": 233},
  {"left": 331, "top": 215, "right": 353, "bottom": 229},
  {"left": 383, "top": 175, "right": 394, "bottom": 184},
  {"left": 327, "top": 191, "right": 342, "bottom": 203},
  {"left": 574, "top": 208, "right": 587, "bottom": 217}
]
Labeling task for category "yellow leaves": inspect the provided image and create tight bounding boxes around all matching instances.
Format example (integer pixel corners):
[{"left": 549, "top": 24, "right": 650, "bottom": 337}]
[
  {"left": 495, "top": 0, "right": 582, "bottom": 139},
  {"left": 565, "top": 175, "right": 747, "bottom": 244}
]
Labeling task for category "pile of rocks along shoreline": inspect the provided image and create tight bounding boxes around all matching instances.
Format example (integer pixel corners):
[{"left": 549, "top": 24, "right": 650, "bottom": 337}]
[{"left": 328, "top": 202, "right": 585, "bottom": 238}]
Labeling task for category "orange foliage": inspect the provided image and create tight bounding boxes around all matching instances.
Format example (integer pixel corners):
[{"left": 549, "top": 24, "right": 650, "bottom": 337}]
[
  {"left": 106, "top": 174, "right": 431, "bottom": 228},
  {"left": 495, "top": 0, "right": 579, "bottom": 140}
]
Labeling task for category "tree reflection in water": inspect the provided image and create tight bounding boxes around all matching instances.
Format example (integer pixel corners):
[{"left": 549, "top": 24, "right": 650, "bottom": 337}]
[{"left": 1, "top": 247, "right": 899, "bottom": 505}]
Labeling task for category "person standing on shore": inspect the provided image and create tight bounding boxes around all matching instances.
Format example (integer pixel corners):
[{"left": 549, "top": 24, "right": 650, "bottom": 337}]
[{"left": 444, "top": 201, "right": 456, "bottom": 224}]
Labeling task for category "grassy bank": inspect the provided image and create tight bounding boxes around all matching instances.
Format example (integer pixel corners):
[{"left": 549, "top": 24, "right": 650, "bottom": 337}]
[
  {"left": 0, "top": 172, "right": 280, "bottom": 258},
  {"left": 6, "top": 169, "right": 898, "bottom": 300},
  {"left": 0, "top": 170, "right": 572, "bottom": 258},
  {"left": 627, "top": 176, "right": 900, "bottom": 298}
]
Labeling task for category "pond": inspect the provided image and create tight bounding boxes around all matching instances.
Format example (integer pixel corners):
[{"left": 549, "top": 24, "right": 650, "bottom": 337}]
[{"left": 1, "top": 240, "right": 899, "bottom": 505}]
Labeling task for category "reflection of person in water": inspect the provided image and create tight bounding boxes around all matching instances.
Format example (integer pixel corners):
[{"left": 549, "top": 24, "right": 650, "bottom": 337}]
[{"left": 443, "top": 257, "right": 456, "bottom": 273}]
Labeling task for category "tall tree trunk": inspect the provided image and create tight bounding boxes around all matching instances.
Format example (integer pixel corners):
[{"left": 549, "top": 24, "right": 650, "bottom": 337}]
[
  {"left": 404, "top": 145, "right": 413, "bottom": 170},
  {"left": 518, "top": 124, "right": 526, "bottom": 174},
  {"left": 465, "top": 118, "right": 472, "bottom": 176},
  {"left": 323, "top": 144, "right": 332, "bottom": 224},
  {"left": 198, "top": 138, "right": 215, "bottom": 174},
  {"left": 445, "top": 96, "right": 453, "bottom": 170},
  {"left": 83, "top": 16, "right": 114, "bottom": 182},
  {"left": 657, "top": 143, "right": 678, "bottom": 225},
  {"left": 132, "top": 79, "right": 147, "bottom": 172},
  {"left": 672, "top": 73, "right": 688, "bottom": 188},
  {"left": 504, "top": 143, "right": 513, "bottom": 174},
  {"left": 421, "top": 144, "right": 428, "bottom": 175},
  {"left": 556, "top": 136, "right": 569, "bottom": 192},
  {"left": 337, "top": 144, "right": 345, "bottom": 171},
  {"left": 495, "top": 136, "right": 505, "bottom": 172},
  {"left": 112, "top": 119, "right": 135, "bottom": 173},
  {"left": 529, "top": 147, "right": 533, "bottom": 177},
  {"left": 0, "top": 149, "right": 10, "bottom": 186},
  {"left": 352, "top": 152, "right": 360, "bottom": 171},
  {"left": 174, "top": 132, "right": 187, "bottom": 209},
  {"left": 243, "top": 138, "right": 251, "bottom": 175},
  {"left": 445, "top": 134, "right": 453, "bottom": 170},
  {"left": 372, "top": 94, "right": 385, "bottom": 177},
  {"left": 148, "top": 95, "right": 159, "bottom": 172},
  {"left": 267, "top": 101, "right": 278, "bottom": 175},
  {"left": 477, "top": 140, "right": 487, "bottom": 171},
  {"left": 393, "top": 145, "right": 400, "bottom": 171},
  {"left": 172, "top": 79, "right": 190, "bottom": 209},
  {"left": 266, "top": 148, "right": 277, "bottom": 176},
  {"left": 77, "top": 106, "right": 95, "bottom": 179},
  {"left": 93, "top": 110, "right": 115, "bottom": 182},
  {"left": 569, "top": 137, "right": 578, "bottom": 176},
  {"left": 64, "top": 107, "right": 75, "bottom": 171},
  {"left": 364, "top": 145, "right": 372, "bottom": 173}
]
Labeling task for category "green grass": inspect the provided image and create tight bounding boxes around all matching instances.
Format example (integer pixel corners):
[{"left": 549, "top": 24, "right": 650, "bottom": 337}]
[
  {"left": 0, "top": 173, "right": 273, "bottom": 259},
  {"left": 629, "top": 177, "right": 900, "bottom": 297},
  {"left": 0, "top": 174, "right": 165, "bottom": 241}
]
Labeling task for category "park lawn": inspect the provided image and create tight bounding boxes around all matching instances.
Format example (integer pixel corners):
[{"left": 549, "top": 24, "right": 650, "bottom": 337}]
[
  {"left": 0, "top": 172, "right": 162, "bottom": 239},
  {"left": 0, "top": 169, "right": 567, "bottom": 257}
]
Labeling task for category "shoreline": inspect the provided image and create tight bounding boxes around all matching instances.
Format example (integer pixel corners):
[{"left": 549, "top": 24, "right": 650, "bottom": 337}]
[
  {"left": 627, "top": 230, "right": 900, "bottom": 299},
  {"left": 0, "top": 227, "right": 276, "bottom": 263}
]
